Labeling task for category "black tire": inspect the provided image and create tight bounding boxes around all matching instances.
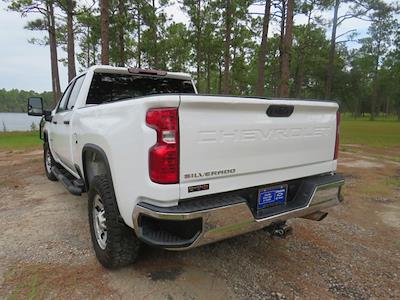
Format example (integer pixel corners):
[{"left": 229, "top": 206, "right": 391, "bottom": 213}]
[
  {"left": 43, "top": 143, "right": 58, "bottom": 181},
  {"left": 88, "top": 175, "right": 141, "bottom": 268}
]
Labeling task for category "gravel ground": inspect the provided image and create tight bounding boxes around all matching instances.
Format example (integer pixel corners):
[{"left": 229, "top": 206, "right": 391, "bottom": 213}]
[{"left": 0, "top": 146, "right": 399, "bottom": 299}]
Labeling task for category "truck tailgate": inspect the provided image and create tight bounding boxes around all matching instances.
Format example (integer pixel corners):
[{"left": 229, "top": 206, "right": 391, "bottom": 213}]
[{"left": 179, "top": 95, "right": 338, "bottom": 198}]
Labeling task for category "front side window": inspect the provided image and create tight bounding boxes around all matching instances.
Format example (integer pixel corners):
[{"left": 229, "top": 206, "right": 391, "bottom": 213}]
[
  {"left": 86, "top": 73, "right": 195, "bottom": 105},
  {"left": 57, "top": 82, "right": 74, "bottom": 112},
  {"left": 66, "top": 75, "right": 85, "bottom": 110}
]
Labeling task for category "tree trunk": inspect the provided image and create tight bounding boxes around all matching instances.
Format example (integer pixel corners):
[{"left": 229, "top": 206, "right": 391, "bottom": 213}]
[
  {"left": 223, "top": 0, "right": 232, "bottom": 94},
  {"left": 66, "top": 0, "right": 76, "bottom": 81},
  {"left": 118, "top": 0, "right": 126, "bottom": 66},
  {"left": 86, "top": 26, "right": 90, "bottom": 68},
  {"left": 278, "top": 0, "right": 294, "bottom": 97},
  {"left": 137, "top": 7, "right": 141, "bottom": 68},
  {"left": 255, "top": 0, "right": 271, "bottom": 97},
  {"left": 385, "top": 97, "right": 389, "bottom": 117},
  {"left": 92, "top": 42, "right": 96, "bottom": 65},
  {"left": 278, "top": 0, "right": 286, "bottom": 96},
  {"left": 325, "top": 0, "right": 340, "bottom": 99},
  {"left": 370, "top": 40, "right": 381, "bottom": 121},
  {"left": 100, "top": 0, "right": 109, "bottom": 65},
  {"left": 151, "top": 0, "right": 158, "bottom": 68},
  {"left": 218, "top": 60, "right": 223, "bottom": 94},
  {"left": 294, "top": 9, "right": 312, "bottom": 98},
  {"left": 231, "top": 42, "right": 237, "bottom": 93},
  {"left": 355, "top": 97, "right": 360, "bottom": 119},
  {"left": 196, "top": 0, "right": 202, "bottom": 90},
  {"left": 47, "top": 1, "right": 61, "bottom": 104},
  {"left": 294, "top": 51, "right": 304, "bottom": 97},
  {"left": 206, "top": 54, "right": 211, "bottom": 93}
]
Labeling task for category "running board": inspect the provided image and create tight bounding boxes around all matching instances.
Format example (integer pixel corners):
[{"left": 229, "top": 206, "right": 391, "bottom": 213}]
[{"left": 51, "top": 166, "right": 84, "bottom": 196}]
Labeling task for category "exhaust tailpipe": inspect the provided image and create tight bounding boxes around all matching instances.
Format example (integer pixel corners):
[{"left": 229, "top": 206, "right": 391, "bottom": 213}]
[
  {"left": 302, "top": 211, "right": 328, "bottom": 222},
  {"left": 265, "top": 222, "right": 293, "bottom": 239}
]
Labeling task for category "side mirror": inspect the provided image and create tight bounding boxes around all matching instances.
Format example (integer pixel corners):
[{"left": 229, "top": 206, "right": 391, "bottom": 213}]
[{"left": 27, "top": 97, "right": 44, "bottom": 116}]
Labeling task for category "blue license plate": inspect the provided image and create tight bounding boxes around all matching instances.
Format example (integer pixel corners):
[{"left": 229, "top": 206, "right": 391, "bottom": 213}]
[{"left": 257, "top": 185, "right": 287, "bottom": 209}]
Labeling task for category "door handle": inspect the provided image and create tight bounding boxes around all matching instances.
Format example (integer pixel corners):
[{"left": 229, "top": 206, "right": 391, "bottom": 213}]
[
  {"left": 52, "top": 121, "right": 57, "bottom": 124},
  {"left": 64, "top": 120, "right": 70, "bottom": 125}
]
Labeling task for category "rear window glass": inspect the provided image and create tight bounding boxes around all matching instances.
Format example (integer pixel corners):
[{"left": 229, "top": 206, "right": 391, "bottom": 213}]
[{"left": 86, "top": 73, "right": 195, "bottom": 105}]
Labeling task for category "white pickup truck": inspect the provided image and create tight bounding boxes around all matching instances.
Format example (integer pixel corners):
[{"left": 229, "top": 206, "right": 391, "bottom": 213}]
[{"left": 28, "top": 65, "right": 344, "bottom": 268}]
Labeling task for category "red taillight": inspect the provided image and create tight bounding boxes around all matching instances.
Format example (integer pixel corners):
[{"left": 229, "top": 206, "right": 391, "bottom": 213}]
[
  {"left": 334, "top": 111, "right": 340, "bottom": 160},
  {"left": 146, "top": 108, "right": 179, "bottom": 184}
]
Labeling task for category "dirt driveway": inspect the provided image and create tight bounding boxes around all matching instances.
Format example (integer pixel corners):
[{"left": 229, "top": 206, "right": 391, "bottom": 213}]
[{"left": 0, "top": 146, "right": 399, "bottom": 299}]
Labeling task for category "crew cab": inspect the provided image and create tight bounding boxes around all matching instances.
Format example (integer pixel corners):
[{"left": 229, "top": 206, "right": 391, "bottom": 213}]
[{"left": 28, "top": 65, "right": 344, "bottom": 268}]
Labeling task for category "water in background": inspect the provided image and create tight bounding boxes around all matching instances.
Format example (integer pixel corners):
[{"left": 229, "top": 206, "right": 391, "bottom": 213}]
[{"left": 0, "top": 112, "right": 42, "bottom": 131}]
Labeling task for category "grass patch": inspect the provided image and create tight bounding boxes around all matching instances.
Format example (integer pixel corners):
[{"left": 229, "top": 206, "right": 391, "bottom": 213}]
[
  {"left": 359, "top": 177, "right": 400, "bottom": 198},
  {"left": 385, "top": 177, "right": 400, "bottom": 188},
  {"left": 1, "top": 118, "right": 399, "bottom": 150},
  {"left": 361, "top": 182, "right": 392, "bottom": 197},
  {"left": 369, "top": 153, "right": 400, "bottom": 163},
  {"left": 0, "top": 131, "right": 42, "bottom": 149},
  {"left": 341, "top": 113, "right": 399, "bottom": 122},
  {"left": 340, "top": 119, "right": 400, "bottom": 147},
  {"left": 4, "top": 265, "right": 48, "bottom": 300},
  {"left": 340, "top": 145, "right": 359, "bottom": 153},
  {"left": 8, "top": 273, "right": 42, "bottom": 300}
]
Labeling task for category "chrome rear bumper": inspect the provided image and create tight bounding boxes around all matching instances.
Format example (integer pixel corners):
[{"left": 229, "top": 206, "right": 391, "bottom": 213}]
[{"left": 132, "top": 174, "right": 344, "bottom": 250}]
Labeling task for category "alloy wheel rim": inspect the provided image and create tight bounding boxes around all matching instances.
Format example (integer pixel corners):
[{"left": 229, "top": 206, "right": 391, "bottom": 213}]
[
  {"left": 45, "top": 149, "right": 52, "bottom": 174},
  {"left": 93, "top": 194, "right": 107, "bottom": 250}
]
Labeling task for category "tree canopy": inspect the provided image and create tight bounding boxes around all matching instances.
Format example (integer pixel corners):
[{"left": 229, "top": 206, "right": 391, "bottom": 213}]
[{"left": 2, "top": 0, "right": 400, "bottom": 119}]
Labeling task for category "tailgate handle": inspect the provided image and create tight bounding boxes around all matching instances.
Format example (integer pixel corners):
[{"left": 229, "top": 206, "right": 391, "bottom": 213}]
[{"left": 266, "top": 105, "right": 294, "bottom": 117}]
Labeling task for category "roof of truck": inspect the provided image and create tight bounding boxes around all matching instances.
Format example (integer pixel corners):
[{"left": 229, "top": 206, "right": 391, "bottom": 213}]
[{"left": 88, "top": 65, "right": 193, "bottom": 81}]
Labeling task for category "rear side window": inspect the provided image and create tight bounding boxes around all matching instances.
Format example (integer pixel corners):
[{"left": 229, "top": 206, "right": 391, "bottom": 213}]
[{"left": 86, "top": 73, "right": 195, "bottom": 105}]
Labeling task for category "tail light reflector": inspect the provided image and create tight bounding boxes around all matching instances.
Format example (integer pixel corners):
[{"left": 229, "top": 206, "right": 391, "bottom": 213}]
[
  {"left": 334, "top": 111, "right": 340, "bottom": 160},
  {"left": 146, "top": 108, "right": 179, "bottom": 184}
]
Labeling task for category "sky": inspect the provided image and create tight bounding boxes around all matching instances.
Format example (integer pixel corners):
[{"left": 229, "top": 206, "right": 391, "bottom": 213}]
[{"left": 0, "top": 1, "right": 394, "bottom": 92}]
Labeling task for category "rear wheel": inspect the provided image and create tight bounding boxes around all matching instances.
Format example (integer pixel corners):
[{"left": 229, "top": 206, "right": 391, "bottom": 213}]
[
  {"left": 88, "top": 175, "right": 141, "bottom": 268},
  {"left": 43, "top": 143, "right": 57, "bottom": 181}
]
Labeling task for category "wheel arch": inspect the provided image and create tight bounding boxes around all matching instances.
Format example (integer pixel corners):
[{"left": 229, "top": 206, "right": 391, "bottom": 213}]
[
  {"left": 82, "top": 144, "right": 112, "bottom": 190},
  {"left": 43, "top": 130, "right": 48, "bottom": 142},
  {"left": 82, "top": 144, "right": 123, "bottom": 223}
]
